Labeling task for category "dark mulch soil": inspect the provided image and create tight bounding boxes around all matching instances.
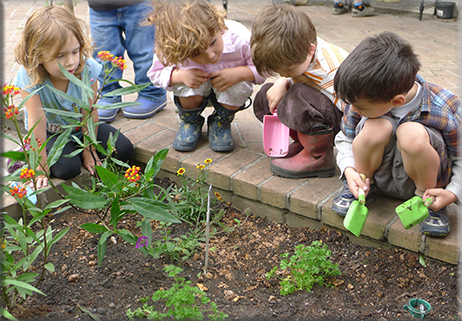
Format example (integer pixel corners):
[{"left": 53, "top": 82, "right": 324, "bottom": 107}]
[{"left": 6, "top": 178, "right": 460, "bottom": 321}]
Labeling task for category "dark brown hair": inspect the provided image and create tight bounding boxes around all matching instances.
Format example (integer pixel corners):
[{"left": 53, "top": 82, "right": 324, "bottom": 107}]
[{"left": 334, "top": 32, "right": 421, "bottom": 104}]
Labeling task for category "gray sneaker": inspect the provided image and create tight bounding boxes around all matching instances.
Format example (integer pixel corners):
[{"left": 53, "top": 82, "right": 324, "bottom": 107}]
[
  {"left": 352, "top": 4, "right": 374, "bottom": 17},
  {"left": 332, "top": 2, "right": 349, "bottom": 14}
]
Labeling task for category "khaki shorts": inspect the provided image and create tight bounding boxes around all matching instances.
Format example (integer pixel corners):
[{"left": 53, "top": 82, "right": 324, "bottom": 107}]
[{"left": 356, "top": 116, "right": 449, "bottom": 200}]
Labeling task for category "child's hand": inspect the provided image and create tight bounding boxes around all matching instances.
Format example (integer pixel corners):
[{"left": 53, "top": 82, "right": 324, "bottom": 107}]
[
  {"left": 423, "top": 188, "right": 457, "bottom": 211},
  {"left": 177, "top": 69, "right": 209, "bottom": 89},
  {"left": 29, "top": 174, "right": 48, "bottom": 190},
  {"left": 344, "top": 168, "right": 370, "bottom": 199},
  {"left": 209, "top": 69, "right": 241, "bottom": 92},
  {"left": 267, "top": 79, "right": 290, "bottom": 113},
  {"left": 82, "top": 148, "right": 102, "bottom": 176}
]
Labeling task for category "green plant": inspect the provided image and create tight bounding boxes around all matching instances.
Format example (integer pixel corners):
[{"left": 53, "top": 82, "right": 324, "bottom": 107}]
[
  {"left": 0, "top": 53, "right": 178, "bottom": 316},
  {"left": 172, "top": 160, "right": 221, "bottom": 226},
  {"left": 135, "top": 222, "right": 201, "bottom": 262},
  {"left": 266, "top": 241, "right": 341, "bottom": 295},
  {"left": 126, "top": 265, "right": 227, "bottom": 320}
]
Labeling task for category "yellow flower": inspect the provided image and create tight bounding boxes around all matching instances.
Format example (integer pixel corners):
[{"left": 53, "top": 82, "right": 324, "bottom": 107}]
[
  {"left": 177, "top": 167, "right": 185, "bottom": 176},
  {"left": 204, "top": 158, "right": 212, "bottom": 164},
  {"left": 196, "top": 164, "right": 205, "bottom": 170},
  {"left": 215, "top": 192, "right": 224, "bottom": 202}
]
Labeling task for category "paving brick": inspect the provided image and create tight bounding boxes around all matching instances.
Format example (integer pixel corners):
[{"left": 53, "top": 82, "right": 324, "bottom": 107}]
[
  {"left": 206, "top": 149, "right": 261, "bottom": 190},
  {"left": 321, "top": 199, "right": 349, "bottom": 232},
  {"left": 233, "top": 157, "right": 272, "bottom": 200},
  {"left": 111, "top": 117, "right": 149, "bottom": 133},
  {"left": 123, "top": 122, "right": 165, "bottom": 145},
  {"left": 285, "top": 212, "right": 324, "bottom": 230},
  {"left": 134, "top": 129, "right": 176, "bottom": 164},
  {"left": 232, "top": 194, "right": 284, "bottom": 224},
  {"left": 387, "top": 216, "right": 422, "bottom": 254},
  {"left": 260, "top": 176, "right": 307, "bottom": 209},
  {"left": 289, "top": 174, "right": 341, "bottom": 220},
  {"left": 359, "top": 195, "right": 402, "bottom": 241},
  {"left": 424, "top": 207, "right": 460, "bottom": 265}
]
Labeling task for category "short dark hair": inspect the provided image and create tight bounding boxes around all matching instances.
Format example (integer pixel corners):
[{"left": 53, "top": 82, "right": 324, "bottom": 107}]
[{"left": 334, "top": 32, "right": 421, "bottom": 104}]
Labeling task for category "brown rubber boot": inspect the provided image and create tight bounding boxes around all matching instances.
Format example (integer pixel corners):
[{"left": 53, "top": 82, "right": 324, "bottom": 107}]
[
  {"left": 270, "top": 125, "right": 335, "bottom": 178},
  {"left": 285, "top": 129, "right": 303, "bottom": 158}
]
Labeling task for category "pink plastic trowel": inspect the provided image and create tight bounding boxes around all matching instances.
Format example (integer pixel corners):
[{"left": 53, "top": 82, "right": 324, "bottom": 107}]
[{"left": 263, "top": 112, "right": 290, "bottom": 157}]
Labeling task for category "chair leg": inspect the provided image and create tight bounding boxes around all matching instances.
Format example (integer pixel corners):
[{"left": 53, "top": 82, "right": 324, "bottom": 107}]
[{"left": 223, "top": 0, "right": 228, "bottom": 11}]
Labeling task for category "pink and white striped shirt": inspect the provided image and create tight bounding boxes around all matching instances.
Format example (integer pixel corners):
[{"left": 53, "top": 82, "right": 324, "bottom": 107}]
[{"left": 147, "top": 20, "right": 266, "bottom": 91}]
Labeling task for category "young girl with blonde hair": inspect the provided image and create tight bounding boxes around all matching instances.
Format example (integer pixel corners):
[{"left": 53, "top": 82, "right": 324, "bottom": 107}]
[
  {"left": 14, "top": 6, "right": 133, "bottom": 188},
  {"left": 147, "top": 0, "right": 266, "bottom": 152}
]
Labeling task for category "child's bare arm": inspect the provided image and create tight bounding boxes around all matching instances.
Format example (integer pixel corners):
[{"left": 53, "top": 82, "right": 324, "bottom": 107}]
[
  {"left": 22, "top": 90, "right": 49, "bottom": 189},
  {"left": 209, "top": 66, "right": 255, "bottom": 92},
  {"left": 170, "top": 68, "right": 209, "bottom": 89},
  {"left": 266, "top": 78, "right": 291, "bottom": 113}
]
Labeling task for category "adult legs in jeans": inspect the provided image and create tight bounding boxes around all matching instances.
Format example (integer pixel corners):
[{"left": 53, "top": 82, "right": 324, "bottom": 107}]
[
  {"left": 90, "top": 1, "right": 166, "bottom": 121},
  {"left": 46, "top": 124, "right": 134, "bottom": 179}
]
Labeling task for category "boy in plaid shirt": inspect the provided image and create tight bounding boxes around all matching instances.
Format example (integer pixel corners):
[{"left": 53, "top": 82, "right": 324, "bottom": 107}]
[{"left": 333, "top": 32, "right": 461, "bottom": 237}]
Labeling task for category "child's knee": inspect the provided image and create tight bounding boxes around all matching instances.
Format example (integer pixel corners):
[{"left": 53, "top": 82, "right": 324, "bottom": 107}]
[
  {"left": 51, "top": 159, "right": 82, "bottom": 180},
  {"left": 396, "top": 122, "right": 429, "bottom": 155},
  {"left": 357, "top": 118, "right": 393, "bottom": 146},
  {"left": 178, "top": 95, "right": 205, "bottom": 109},
  {"left": 114, "top": 139, "right": 134, "bottom": 162}
]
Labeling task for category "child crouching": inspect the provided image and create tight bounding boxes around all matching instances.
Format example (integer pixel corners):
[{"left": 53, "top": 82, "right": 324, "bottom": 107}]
[
  {"left": 333, "top": 32, "right": 461, "bottom": 237},
  {"left": 147, "top": 0, "right": 266, "bottom": 152}
]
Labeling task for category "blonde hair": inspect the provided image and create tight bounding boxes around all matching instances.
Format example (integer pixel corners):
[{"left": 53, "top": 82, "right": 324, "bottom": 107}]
[
  {"left": 14, "top": 6, "right": 93, "bottom": 88},
  {"left": 147, "top": 0, "right": 227, "bottom": 66},
  {"left": 251, "top": 4, "right": 317, "bottom": 76}
]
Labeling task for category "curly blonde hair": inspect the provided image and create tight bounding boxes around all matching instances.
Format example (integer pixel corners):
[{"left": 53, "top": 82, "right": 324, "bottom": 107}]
[
  {"left": 147, "top": 0, "right": 227, "bottom": 67},
  {"left": 14, "top": 6, "right": 93, "bottom": 88}
]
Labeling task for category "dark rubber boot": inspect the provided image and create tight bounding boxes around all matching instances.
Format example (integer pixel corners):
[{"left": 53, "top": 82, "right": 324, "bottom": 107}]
[
  {"left": 173, "top": 97, "right": 207, "bottom": 152},
  {"left": 207, "top": 97, "right": 239, "bottom": 152},
  {"left": 270, "top": 125, "right": 335, "bottom": 178},
  {"left": 286, "top": 129, "right": 303, "bottom": 158}
]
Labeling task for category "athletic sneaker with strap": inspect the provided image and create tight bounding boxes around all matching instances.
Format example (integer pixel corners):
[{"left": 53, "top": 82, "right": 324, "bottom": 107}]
[
  {"left": 419, "top": 208, "right": 451, "bottom": 237},
  {"left": 332, "top": 1, "right": 349, "bottom": 14},
  {"left": 352, "top": 3, "right": 374, "bottom": 17},
  {"left": 332, "top": 179, "right": 378, "bottom": 216}
]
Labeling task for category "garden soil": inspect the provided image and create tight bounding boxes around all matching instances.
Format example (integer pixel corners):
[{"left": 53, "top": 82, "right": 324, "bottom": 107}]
[{"left": 7, "top": 178, "right": 460, "bottom": 321}]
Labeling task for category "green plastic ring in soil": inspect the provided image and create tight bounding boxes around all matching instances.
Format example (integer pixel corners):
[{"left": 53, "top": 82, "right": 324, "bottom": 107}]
[{"left": 403, "top": 298, "right": 432, "bottom": 320}]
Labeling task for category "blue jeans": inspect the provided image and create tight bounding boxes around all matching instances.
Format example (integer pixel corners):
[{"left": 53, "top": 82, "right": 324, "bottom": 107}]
[{"left": 89, "top": 1, "right": 166, "bottom": 103}]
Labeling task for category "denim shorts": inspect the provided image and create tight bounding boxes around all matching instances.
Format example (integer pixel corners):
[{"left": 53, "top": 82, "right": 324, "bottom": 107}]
[{"left": 356, "top": 116, "right": 449, "bottom": 200}]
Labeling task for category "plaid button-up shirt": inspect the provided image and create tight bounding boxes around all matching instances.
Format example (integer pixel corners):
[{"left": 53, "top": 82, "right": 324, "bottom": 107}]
[{"left": 339, "top": 75, "right": 461, "bottom": 190}]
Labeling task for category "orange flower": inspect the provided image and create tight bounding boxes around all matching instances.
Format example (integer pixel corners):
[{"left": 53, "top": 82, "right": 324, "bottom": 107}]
[
  {"left": 97, "top": 51, "right": 114, "bottom": 62},
  {"left": 2, "top": 84, "right": 20, "bottom": 96},
  {"left": 10, "top": 185, "right": 27, "bottom": 199},
  {"left": 19, "top": 168, "right": 35, "bottom": 180},
  {"left": 111, "top": 56, "right": 127, "bottom": 70},
  {"left": 4, "top": 105, "right": 19, "bottom": 119},
  {"left": 125, "top": 165, "right": 141, "bottom": 182}
]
